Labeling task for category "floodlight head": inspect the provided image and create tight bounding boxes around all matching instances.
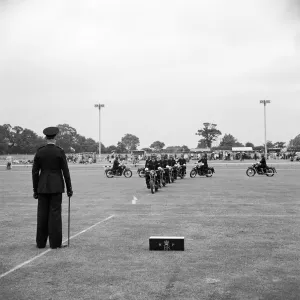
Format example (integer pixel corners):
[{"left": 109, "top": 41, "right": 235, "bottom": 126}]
[
  {"left": 100, "top": 104, "right": 105, "bottom": 107},
  {"left": 266, "top": 100, "right": 271, "bottom": 103},
  {"left": 259, "top": 100, "right": 264, "bottom": 103},
  {"left": 94, "top": 104, "right": 99, "bottom": 107}
]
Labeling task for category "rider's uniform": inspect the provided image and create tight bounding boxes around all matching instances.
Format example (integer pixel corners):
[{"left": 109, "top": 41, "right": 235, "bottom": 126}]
[
  {"left": 198, "top": 157, "right": 208, "bottom": 173},
  {"left": 145, "top": 159, "right": 159, "bottom": 188}
]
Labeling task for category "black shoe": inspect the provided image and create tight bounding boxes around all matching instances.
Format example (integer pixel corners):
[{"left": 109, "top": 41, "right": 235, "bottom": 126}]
[
  {"left": 36, "top": 245, "right": 46, "bottom": 249},
  {"left": 147, "top": 185, "right": 150, "bottom": 189}
]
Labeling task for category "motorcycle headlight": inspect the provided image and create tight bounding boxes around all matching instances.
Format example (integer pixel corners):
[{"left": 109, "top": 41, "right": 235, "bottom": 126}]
[
  {"left": 183, "top": 164, "right": 186, "bottom": 166},
  {"left": 145, "top": 168, "right": 149, "bottom": 171}
]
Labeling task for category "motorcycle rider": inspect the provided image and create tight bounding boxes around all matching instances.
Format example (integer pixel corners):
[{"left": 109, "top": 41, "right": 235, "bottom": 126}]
[
  {"left": 198, "top": 153, "right": 208, "bottom": 174},
  {"left": 168, "top": 155, "right": 177, "bottom": 179},
  {"left": 177, "top": 154, "right": 187, "bottom": 177},
  {"left": 161, "top": 154, "right": 170, "bottom": 183},
  {"left": 112, "top": 156, "right": 123, "bottom": 175},
  {"left": 145, "top": 155, "right": 159, "bottom": 189},
  {"left": 257, "top": 153, "right": 267, "bottom": 173}
]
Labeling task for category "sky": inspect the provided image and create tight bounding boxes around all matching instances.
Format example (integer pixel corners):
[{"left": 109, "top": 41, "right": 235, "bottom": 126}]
[{"left": 0, "top": 0, "right": 299, "bottom": 149}]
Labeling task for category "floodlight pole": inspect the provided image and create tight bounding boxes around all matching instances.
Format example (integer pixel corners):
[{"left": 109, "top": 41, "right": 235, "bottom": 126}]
[
  {"left": 94, "top": 103, "right": 105, "bottom": 161},
  {"left": 259, "top": 100, "right": 271, "bottom": 157}
]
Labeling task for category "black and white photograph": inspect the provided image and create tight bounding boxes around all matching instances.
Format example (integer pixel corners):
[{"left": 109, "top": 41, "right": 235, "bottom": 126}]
[{"left": 0, "top": 0, "right": 300, "bottom": 299}]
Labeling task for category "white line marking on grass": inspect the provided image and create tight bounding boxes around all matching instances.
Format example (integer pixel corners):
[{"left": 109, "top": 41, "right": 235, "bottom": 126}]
[{"left": 0, "top": 215, "right": 114, "bottom": 280}]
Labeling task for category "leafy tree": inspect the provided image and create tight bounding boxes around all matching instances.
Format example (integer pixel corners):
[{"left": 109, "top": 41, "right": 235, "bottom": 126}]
[
  {"left": 288, "top": 134, "right": 300, "bottom": 149},
  {"left": 219, "top": 134, "right": 244, "bottom": 148},
  {"left": 121, "top": 133, "right": 140, "bottom": 151},
  {"left": 56, "top": 124, "right": 78, "bottom": 152},
  {"left": 245, "top": 142, "right": 255, "bottom": 148},
  {"left": 197, "top": 139, "right": 207, "bottom": 148},
  {"left": 116, "top": 141, "right": 127, "bottom": 153},
  {"left": 141, "top": 147, "right": 152, "bottom": 153},
  {"left": 106, "top": 145, "right": 118, "bottom": 153},
  {"left": 273, "top": 141, "right": 286, "bottom": 149},
  {"left": 195, "top": 123, "right": 222, "bottom": 148},
  {"left": 150, "top": 141, "right": 165, "bottom": 152},
  {"left": 180, "top": 145, "right": 190, "bottom": 152}
]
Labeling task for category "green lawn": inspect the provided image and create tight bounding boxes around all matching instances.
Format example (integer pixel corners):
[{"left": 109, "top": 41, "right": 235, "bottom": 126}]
[{"left": 0, "top": 163, "right": 299, "bottom": 300}]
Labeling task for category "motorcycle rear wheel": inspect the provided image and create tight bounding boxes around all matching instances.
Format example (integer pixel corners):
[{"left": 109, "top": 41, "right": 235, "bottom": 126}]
[
  {"left": 124, "top": 170, "right": 132, "bottom": 178},
  {"left": 206, "top": 169, "right": 213, "bottom": 177},
  {"left": 139, "top": 172, "right": 145, "bottom": 178},
  {"left": 266, "top": 168, "right": 274, "bottom": 177}
]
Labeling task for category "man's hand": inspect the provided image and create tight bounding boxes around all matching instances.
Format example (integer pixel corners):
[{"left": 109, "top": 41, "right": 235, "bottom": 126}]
[
  {"left": 67, "top": 190, "right": 73, "bottom": 197},
  {"left": 33, "top": 192, "right": 38, "bottom": 199}
]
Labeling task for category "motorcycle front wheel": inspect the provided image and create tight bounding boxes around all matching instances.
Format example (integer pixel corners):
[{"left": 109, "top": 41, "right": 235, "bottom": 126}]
[
  {"left": 190, "top": 169, "right": 197, "bottom": 178},
  {"left": 106, "top": 170, "right": 114, "bottom": 178},
  {"left": 150, "top": 180, "right": 154, "bottom": 194},
  {"left": 246, "top": 168, "right": 255, "bottom": 177}
]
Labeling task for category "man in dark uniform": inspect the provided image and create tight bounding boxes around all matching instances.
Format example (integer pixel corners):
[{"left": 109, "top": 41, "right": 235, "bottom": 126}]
[
  {"left": 198, "top": 153, "right": 208, "bottom": 174},
  {"left": 168, "top": 155, "right": 178, "bottom": 179},
  {"left": 112, "top": 156, "right": 122, "bottom": 175},
  {"left": 145, "top": 155, "right": 159, "bottom": 188},
  {"left": 32, "top": 127, "right": 73, "bottom": 249},
  {"left": 160, "top": 154, "right": 169, "bottom": 184},
  {"left": 258, "top": 153, "right": 267, "bottom": 173},
  {"left": 177, "top": 154, "right": 187, "bottom": 176}
]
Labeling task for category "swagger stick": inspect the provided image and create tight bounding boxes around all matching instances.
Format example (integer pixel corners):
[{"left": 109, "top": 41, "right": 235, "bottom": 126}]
[{"left": 68, "top": 196, "right": 70, "bottom": 247}]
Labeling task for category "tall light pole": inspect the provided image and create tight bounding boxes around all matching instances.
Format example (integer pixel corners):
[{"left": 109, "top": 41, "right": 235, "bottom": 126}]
[
  {"left": 259, "top": 100, "right": 271, "bottom": 157},
  {"left": 94, "top": 103, "right": 105, "bottom": 161}
]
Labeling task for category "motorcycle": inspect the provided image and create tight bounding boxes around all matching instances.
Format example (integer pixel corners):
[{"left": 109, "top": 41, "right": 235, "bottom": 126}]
[
  {"left": 6, "top": 162, "right": 12, "bottom": 170},
  {"left": 177, "top": 164, "right": 186, "bottom": 179},
  {"left": 190, "top": 163, "right": 215, "bottom": 178},
  {"left": 246, "top": 163, "right": 276, "bottom": 177},
  {"left": 105, "top": 165, "right": 132, "bottom": 178},
  {"left": 147, "top": 170, "right": 159, "bottom": 194},
  {"left": 157, "top": 167, "right": 166, "bottom": 188},
  {"left": 168, "top": 166, "right": 175, "bottom": 183},
  {"left": 137, "top": 167, "right": 146, "bottom": 178}
]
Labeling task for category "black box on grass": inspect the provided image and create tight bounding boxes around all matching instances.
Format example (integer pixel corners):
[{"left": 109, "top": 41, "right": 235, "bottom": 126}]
[{"left": 149, "top": 236, "right": 184, "bottom": 251}]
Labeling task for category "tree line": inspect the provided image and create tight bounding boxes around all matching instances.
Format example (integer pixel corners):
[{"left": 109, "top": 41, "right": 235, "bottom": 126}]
[{"left": 0, "top": 122, "right": 299, "bottom": 155}]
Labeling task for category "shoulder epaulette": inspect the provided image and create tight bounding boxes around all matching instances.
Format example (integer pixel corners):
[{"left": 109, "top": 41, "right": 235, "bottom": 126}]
[
  {"left": 37, "top": 145, "right": 46, "bottom": 150},
  {"left": 55, "top": 145, "right": 64, "bottom": 151}
]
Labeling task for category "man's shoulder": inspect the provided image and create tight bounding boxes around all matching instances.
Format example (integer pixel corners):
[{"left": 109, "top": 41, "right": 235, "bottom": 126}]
[{"left": 37, "top": 145, "right": 46, "bottom": 151}]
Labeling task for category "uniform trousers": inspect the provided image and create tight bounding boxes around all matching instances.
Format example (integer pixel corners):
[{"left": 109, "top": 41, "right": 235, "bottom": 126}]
[{"left": 36, "top": 193, "right": 62, "bottom": 248}]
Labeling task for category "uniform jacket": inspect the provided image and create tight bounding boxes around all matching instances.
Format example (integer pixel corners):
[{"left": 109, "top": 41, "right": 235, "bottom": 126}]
[
  {"left": 260, "top": 157, "right": 267, "bottom": 167},
  {"left": 160, "top": 159, "right": 168, "bottom": 168},
  {"left": 145, "top": 159, "right": 151, "bottom": 168},
  {"left": 146, "top": 160, "right": 159, "bottom": 171},
  {"left": 32, "top": 144, "right": 72, "bottom": 194},
  {"left": 177, "top": 158, "right": 186, "bottom": 165},
  {"left": 113, "top": 159, "right": 120, "bottom": 169},
  {"left": 168, "top": 159, "right": 176, "bottom": 167},
  {"left": 198, "top": 158, "right": 208, "bottom": 167}
]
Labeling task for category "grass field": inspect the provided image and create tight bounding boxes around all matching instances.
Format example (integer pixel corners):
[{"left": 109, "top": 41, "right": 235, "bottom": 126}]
[{"left": 0, "top": 162, "right": 300, "bottom": 300}]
